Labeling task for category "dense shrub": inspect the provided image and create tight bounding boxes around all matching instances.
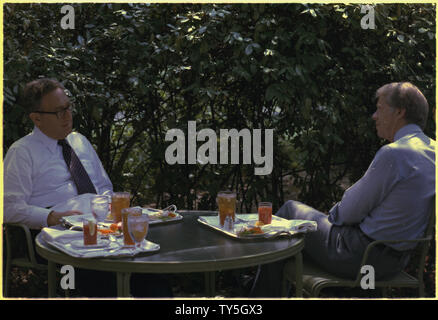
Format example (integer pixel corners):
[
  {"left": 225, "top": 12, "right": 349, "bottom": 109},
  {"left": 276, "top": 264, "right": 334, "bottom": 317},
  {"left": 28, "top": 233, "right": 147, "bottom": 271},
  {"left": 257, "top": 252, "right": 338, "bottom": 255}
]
[{"left": 3, "top": 4, "right": 435, "bottom": 296}]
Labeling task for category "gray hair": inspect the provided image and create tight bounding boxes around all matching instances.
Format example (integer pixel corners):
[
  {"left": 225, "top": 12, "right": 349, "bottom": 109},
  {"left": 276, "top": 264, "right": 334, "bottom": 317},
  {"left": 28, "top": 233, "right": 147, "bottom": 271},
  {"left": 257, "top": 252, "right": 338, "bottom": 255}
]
[{"left": 375, "top": 82, "right": 429, "bottom": 129}]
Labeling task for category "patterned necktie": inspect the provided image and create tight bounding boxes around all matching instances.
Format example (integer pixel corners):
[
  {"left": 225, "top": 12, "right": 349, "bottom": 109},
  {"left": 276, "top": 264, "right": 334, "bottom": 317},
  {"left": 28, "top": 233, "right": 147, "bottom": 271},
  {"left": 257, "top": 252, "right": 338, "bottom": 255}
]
[{"left": 58, "top": 139, "right": 97, "bottom": 195}]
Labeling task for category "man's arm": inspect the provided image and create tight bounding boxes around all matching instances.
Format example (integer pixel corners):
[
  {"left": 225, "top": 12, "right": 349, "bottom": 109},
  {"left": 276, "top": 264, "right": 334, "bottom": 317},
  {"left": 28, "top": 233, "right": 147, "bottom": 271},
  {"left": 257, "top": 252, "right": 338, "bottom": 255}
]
[
  {"left": 4, "top": 146, "right": 82, "bottom": 228},
  {"left": 328, "top": 146, "right": 401, "bottom": 225},
  {"left": 4, "top": 146, "right": 51, "bottom": 228}
]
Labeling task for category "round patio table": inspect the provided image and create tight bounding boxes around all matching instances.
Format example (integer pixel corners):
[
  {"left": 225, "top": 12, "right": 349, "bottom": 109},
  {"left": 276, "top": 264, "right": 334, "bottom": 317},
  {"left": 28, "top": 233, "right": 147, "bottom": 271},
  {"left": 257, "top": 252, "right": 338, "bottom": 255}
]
[{"left": 35, "top": 210, "right": 305, "bottom": 297}]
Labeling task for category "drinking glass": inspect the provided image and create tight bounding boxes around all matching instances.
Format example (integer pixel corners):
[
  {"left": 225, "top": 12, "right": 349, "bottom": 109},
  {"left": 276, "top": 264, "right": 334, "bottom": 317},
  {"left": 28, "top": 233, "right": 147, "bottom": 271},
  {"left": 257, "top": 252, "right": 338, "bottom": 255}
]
[
  {"left": 111, "top": 192, "right": 130, "bottom": 223},
  {"left": 217, "top": 191, "right": 236, "bottom": 227},
  {"left": 91, "top": 195, "right": 110, "bottom": 223},
  {"left": 121, "top": 207, "right": 142, "bottom": 246},
  {"left": 83, "top": 218, "right": 97, "bottom": 245},
  {"left": 258, "top": 202, "right": 272, "bottom": 224},
  {"left": 127, "top": 212, "right": 149, "bottom": 250}
]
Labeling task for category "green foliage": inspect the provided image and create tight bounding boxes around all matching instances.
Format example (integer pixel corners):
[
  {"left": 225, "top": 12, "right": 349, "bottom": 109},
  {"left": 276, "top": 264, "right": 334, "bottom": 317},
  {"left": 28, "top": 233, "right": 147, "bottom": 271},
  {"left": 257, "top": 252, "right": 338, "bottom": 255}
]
[{"left": 4, "top": 3, "right": 436, "bottom": 214}]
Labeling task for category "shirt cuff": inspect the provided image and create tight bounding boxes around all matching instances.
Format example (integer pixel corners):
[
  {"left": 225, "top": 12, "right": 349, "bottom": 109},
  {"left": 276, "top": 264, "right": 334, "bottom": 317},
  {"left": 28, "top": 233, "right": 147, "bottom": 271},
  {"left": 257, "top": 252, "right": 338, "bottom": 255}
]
[{"left": 32, "top": 207, "right": 53, "bottom": 229}]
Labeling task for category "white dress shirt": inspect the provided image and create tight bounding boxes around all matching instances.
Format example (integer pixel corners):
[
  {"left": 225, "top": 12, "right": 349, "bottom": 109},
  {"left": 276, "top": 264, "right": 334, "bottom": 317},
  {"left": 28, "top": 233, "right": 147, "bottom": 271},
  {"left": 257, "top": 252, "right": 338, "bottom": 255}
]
[{"left": 4, "top": 126, "right": 113, "bottom": 229}]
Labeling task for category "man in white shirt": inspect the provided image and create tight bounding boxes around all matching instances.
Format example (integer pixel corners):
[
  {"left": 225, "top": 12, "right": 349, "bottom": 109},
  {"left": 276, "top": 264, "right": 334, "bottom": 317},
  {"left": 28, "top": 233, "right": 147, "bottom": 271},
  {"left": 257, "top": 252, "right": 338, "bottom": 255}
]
[
  {"left": 4, "top": 78, "right": 174, "bottom": 297},
  {"left": 4, "top": 78, "right": 113, "bottom": 228}
]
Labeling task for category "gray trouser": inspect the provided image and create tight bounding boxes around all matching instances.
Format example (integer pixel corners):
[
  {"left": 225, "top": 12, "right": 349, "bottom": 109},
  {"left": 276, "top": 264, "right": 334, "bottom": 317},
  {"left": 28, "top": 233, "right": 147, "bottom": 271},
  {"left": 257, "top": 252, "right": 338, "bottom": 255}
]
[{"left": 250, "top": 200, "right": 410, "bottom": 297}]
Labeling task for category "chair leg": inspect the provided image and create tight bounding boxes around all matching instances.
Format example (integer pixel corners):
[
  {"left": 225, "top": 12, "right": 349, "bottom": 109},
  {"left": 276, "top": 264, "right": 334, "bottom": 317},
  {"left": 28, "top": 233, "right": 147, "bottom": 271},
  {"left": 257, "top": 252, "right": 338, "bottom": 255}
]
[
  {"left": 419, "top": 283, "right": 425, "bottom": 297},
  {"left": 295, "top": 252, "right": 303, "bottom": 297},
  {"left": 281, "top": 277, "right": 290, "bottom": 297},
  {"left": 48, "top": 261, "right": 57, "bottom": 298},
  {"left": 4, "top": 260, "right": 11, "bottom": 297},
  {"left": 204, "top": 271, "right": 216, "bottom": 297}
]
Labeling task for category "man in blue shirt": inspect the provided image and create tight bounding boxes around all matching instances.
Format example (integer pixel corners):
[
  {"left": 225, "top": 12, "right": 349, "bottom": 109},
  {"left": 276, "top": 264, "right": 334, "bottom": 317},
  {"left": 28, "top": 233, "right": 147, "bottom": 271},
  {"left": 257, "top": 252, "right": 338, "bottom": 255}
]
[{"left": 250, "top": 82, "right": 435, "bottom": 296}]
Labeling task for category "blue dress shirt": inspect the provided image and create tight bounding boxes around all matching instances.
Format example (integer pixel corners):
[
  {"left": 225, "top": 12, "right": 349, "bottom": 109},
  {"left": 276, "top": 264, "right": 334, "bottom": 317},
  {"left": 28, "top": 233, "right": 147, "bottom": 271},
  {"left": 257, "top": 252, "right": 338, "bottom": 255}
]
[
  {"left": 328, "top": 124, "right": 435, "bottom": 250},
  {"left": 4, "top": 126, "right": 113, "bottom": 229}
]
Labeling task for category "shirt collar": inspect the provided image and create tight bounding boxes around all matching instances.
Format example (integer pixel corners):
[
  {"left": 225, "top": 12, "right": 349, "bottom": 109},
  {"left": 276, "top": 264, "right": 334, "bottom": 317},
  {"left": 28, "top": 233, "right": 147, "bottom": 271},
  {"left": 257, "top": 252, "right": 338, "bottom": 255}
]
[
  {"left": 32, "top": 126, "right": 60, "bottom": 154},
  {"left": 394, "top": 123, "right": 423, "bottom": 142}
]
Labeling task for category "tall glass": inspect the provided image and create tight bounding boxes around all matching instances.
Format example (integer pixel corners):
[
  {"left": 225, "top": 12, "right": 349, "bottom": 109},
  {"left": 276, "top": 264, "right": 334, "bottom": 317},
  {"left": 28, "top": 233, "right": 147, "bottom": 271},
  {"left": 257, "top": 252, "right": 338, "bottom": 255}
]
[
  {"left": 111, "top": 192, "right": 130, "bottom": 223},
  {"left": 217, "top": 191, "right": 236, "bottom": 227},
  {"left": 127, "top": 212, "right": 149, "bottom": 250},
  {"left": 258, "top": 202, "right": 272, "bottom": 224},
  {"left": 90, "top": 195, "right": 110, "bottom": 223},
  {"left": 83, "top": 218, "right": 97, "bottom": 245},
  {"left": 121, "top": 207, "right": 142, "bottom": 246}
]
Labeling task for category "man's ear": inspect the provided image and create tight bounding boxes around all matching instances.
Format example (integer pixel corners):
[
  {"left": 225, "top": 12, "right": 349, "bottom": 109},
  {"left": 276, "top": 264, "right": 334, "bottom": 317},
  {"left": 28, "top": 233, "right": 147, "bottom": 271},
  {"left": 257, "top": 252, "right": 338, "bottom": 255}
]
[
  {"left": 29, "top": 112, "right": 40, "bottom": 125},
  {"left": 396, "top": 108, "right": 406, "bottom": 119}
]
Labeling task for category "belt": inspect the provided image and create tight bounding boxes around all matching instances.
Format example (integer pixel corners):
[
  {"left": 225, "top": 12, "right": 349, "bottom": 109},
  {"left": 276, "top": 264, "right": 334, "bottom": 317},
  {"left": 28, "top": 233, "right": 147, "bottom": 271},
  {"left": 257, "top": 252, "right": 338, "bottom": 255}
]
[{"left": 359, "top": 228, "right": 407, "bottom": 259}]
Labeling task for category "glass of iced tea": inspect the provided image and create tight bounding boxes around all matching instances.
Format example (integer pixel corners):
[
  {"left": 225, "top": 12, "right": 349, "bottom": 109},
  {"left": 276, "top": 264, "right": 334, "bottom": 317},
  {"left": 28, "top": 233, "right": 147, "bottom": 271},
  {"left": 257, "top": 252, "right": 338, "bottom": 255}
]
[
  {"left": 127, "top": 211, "right": 149, "bottom": 249},
  {"left": 121, "top": 207, "right": 142, "bottom": 246},
  {"left": 111, "top": 192, "right": 130, "bottom": 223},
  {"left": 258, "top": 202, "right": 272, "bottom": 225},
  {"left": 83, "top": 218, "right": 97, "bottom": 245},
  {"left": 217, "top": 191, "right": 236, "bottom": 228}
]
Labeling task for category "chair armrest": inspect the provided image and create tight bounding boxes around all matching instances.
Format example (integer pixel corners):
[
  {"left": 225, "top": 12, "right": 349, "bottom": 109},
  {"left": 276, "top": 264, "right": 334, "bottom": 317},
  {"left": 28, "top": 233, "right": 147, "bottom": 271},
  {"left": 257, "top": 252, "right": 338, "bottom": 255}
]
[
  {"left": 360, "top": 237, "right": 432, "bottom": 265},
  {"left": 4, "top": 222, "right": 40, "bottom": 265},
  {"left": 354, "top": 237, "right": 432, "bottom": 284}
]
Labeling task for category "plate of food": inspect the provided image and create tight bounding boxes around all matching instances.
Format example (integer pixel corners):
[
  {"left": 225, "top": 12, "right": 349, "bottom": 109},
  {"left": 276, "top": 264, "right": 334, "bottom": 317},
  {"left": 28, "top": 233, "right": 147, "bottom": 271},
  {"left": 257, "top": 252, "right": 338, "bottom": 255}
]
[
  {"left": 198, "top": 214, "right": 317, "bottom": 240},
  {"left": 141, "top": 205, "right": 183, "bottom": 224},
  {"left": 235, "top": 225, "right": 265, "bottom": 238},
  {"left": 97, "top": 223, "right": 123, "bottom": 238}
]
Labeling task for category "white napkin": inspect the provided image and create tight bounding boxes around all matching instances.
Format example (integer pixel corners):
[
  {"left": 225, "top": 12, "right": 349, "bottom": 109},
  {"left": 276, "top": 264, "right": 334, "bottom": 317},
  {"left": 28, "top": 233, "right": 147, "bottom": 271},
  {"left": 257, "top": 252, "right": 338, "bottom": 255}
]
[
  {"left": 40, "top": 227, "right": 160, "bottom": 258},
  {"left": 41, "top": 227, "right": 82, "bottom": 244},
  {"left": 262, "top": 218, "right": 317, "bottom": 234}
]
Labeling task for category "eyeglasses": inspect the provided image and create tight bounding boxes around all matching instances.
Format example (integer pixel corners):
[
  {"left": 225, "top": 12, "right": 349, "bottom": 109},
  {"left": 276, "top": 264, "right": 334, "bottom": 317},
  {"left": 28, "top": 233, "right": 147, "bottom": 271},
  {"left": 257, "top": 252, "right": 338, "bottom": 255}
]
[{"left": 33, "top": 104, "right": 74, "bottom": 119}]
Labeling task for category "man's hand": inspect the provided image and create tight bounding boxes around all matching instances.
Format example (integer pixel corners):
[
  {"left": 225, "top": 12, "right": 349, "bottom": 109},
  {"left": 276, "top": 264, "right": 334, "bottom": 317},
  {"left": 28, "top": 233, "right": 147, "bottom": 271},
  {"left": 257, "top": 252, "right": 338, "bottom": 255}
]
[{"left": 47, "top": 210, "right": 83, "bottom": 226}]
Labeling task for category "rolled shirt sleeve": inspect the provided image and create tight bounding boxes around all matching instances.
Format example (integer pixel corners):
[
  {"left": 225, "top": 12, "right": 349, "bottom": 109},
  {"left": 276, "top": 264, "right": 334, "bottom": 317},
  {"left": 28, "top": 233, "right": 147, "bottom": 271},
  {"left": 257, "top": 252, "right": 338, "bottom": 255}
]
[{"left": 328, "top": 146, "right": 401, "bottom": 226}]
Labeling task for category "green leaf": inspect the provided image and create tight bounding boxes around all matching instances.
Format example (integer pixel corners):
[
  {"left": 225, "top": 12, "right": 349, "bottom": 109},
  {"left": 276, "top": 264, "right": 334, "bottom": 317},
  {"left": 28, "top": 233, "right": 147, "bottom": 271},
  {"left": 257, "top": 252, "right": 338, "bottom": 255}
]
[{"left": 245, "top": 44, "right": 253, "bottom": 55}]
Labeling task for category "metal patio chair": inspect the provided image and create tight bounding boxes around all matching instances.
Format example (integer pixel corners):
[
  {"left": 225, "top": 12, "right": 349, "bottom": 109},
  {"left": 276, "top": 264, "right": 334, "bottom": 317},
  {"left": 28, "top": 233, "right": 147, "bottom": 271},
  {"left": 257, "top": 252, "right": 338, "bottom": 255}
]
[{"left": 282, "top": 198, "right": 435, "bottom": 298}]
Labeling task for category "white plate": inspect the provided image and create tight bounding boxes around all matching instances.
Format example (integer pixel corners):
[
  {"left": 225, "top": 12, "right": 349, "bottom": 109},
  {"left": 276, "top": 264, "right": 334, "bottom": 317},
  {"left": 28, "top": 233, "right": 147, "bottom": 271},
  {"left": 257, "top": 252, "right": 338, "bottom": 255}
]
[
  {"left": 142, "top": 208, "right": 183, "bottom": 224},
  {"left": 70, "top": 239, "right": 110, "bottom": 249}
]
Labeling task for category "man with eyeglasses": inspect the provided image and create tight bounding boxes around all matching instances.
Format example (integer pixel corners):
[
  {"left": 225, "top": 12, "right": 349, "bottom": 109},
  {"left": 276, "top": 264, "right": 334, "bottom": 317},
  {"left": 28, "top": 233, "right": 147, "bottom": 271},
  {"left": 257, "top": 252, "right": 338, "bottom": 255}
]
[
  {"left": 4, "top": 78, "right": 113, "bottom": 227},
  {"left": 4, "top": 78, "right": 173, "bottom": 298},
  {"left": 3, "top": 78, "right": 117, "bottom": 297}
]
